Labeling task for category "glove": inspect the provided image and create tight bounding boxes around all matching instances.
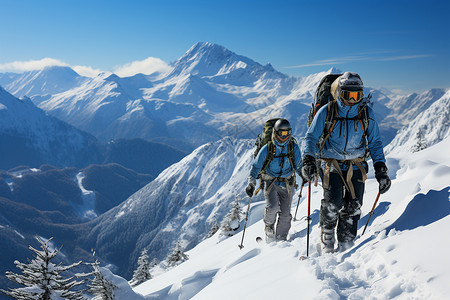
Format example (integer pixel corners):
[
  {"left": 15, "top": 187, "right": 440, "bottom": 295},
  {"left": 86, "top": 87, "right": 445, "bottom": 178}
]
[
  {"left": 301, "top": 155, "right": 317, "bottom": 182},
  {"left": 374, "top": 162, "right": 391, "bottom": 194},
  {"left": 245, "top": 183, "right": 255, "bottom": 197}
]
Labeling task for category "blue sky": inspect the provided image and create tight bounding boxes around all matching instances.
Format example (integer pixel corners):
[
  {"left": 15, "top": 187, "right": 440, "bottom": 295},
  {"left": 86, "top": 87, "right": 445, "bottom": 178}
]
[{"left": 0, "top": 0, "right": 449, "bottom": 93}]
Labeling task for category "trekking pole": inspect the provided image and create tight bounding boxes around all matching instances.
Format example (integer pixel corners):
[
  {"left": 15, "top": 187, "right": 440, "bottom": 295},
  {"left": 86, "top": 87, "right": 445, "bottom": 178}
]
[
  {"left": 300, "top": 181, "right": 312, "bottom": 260},
  {"left": 293, "top": 184, "right": 304, "bottom": 221},
  {"left": 306, "top": 181, "right": 312, "bottom": 256},
  {"left": 238, "top": 195, "right": 252, "bottom": 249},
  {"left": 362, "top": 191, "right": 381, "bottom": 236}
]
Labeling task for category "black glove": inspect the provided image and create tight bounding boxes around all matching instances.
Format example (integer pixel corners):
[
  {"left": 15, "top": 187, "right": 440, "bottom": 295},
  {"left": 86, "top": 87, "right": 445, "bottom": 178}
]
[
  {"left": 245, "top": 183, "right": 255, "bottom": 197},
  {"left": 301, "top": 155, "right": 317, "bottom": 182},
  {"left": 374, "top": 162, "right": 391, "bottom": 194}
]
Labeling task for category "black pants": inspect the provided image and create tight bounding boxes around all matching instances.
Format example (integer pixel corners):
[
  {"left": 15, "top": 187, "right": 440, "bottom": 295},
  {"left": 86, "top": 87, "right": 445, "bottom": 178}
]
[{"left": 320, "top": 169, "right": 365, "bottom": 243}]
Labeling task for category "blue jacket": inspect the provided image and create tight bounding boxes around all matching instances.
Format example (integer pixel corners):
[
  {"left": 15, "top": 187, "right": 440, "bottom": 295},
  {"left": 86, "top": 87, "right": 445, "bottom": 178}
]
[
  {"left": 302, "top": 100, "right": 386, "bottom": 169},
  {"left": 250, "top": 138, "right": 302, "bottom": 186}
]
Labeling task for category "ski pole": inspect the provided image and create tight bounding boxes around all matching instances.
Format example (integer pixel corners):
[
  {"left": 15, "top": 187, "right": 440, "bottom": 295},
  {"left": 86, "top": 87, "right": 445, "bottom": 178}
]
[
  {"left": 238, "top": 195, "right": 252, "bottom": 249},
  {"left": 306, "top": 181, "right": 311, "bottom": 257},
  {"left": 362, "top": 191, "right": 381, "bottom": 236},
  {"left": 293, "top": 184, "right": 304, "bottom": 221}
]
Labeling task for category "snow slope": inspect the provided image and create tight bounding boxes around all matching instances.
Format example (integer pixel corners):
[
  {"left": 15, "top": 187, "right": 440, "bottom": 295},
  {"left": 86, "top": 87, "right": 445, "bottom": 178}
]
[
  {"left": 385, "top": 89, "right": 450, "bottom": 155},
  {"left": 133, "top": 137, "right": 450, "bottom": 299}
]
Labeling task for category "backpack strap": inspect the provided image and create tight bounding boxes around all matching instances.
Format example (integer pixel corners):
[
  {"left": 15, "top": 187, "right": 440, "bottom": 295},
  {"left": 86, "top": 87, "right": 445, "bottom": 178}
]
[
  {"left": 287, "top": 138, "right": 297, "bottom": 171},
  {"left": 260, "top": 141, "right": 275, "bottom": 174},
  {"left": 318, "top": 100, "right": 338, "bottom": 152}
]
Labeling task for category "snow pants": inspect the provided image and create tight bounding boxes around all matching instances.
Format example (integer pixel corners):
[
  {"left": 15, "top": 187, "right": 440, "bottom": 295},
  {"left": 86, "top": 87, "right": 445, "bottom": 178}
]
[
  {"left": 263, "top": 182, "right": 295, "bottom": 240},
  {"left": 320, "top": 169, "right": 365, "bottom": 243}
]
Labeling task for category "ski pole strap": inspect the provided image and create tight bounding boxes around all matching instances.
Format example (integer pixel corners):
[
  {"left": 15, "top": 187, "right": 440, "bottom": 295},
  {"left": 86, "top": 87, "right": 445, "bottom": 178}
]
[{"left": 322, "top": 158, "right": 367, "bottom": 199}]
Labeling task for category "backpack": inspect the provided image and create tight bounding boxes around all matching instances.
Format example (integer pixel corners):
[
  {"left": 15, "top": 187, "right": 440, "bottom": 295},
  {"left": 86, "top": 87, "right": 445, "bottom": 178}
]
[
  {"left": 308, "top": 74, "right": 371, "bottom": 154},
  {"left": 307, "top": 73, "right": 342, "bottom": 127},
  {"left": 253, "top": 118, "right": 297, "bottom": 176}
]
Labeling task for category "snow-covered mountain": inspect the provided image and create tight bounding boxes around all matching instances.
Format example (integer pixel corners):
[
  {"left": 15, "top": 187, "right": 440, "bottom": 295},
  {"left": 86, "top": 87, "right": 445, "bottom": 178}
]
[
  {"left": 1, "top": 42, "right": 447, "bottom": 154},
  {"left": 81, "top": 137, "right": 257, "bottom": 279},
  {"left": 131, "top": 136, "right": 450, "bottom": 299},
  {"left": 0, "top": 86, "right": 98, "bottom": 169},
  {"left": 0, "top": 43, "right": 397, "bottom": 151},
  {"left": 0, "top": 66, "right": 88, "bottom": 99},
  {"left": 385, "top": 89, "right": 450, "bottom": 155}
]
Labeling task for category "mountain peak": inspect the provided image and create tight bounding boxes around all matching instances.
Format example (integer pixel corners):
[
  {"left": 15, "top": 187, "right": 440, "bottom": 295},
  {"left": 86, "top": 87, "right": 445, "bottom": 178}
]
[
  {"left": 327, "top": 67, "right": 342, "bottom": 74},
  {"left": 185, "top": 42, "right": 230, "bottom": 57},
  {"left": 170, "top": 42, "right": 285, "bottom": 81},
  {"left": 41, "top": 65, "right": 78, "bottom": 74}
]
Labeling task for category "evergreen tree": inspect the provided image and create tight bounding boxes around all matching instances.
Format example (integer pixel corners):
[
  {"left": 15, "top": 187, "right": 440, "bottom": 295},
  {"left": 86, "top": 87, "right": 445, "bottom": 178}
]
[
  {"left": 0, "top": 236, "right": 85, "bottom": 300},
  {"left": 166, "top": 241, "right": 188, "bottom": 268},
  {"left": 150, "top": 258, "right": 160, "bottom": 268},
  {"left": 207, "top": 218, "right": 220, "bottom": 238},
  {"left": 86, "top": 260, "right": 117, "bottom": 300},
  {"left": 130, "top": 249, "right": 152, "bottom": 287},
  {"left": 220, "top": 196, "right": 243, "bottom": 236},
  {"left": 412, "top": 125, "right": 428, "bottom": 152}
]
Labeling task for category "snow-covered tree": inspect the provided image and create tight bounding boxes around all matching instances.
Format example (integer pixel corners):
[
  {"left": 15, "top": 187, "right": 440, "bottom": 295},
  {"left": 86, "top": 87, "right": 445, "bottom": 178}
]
[
  {"left": 86, "top": 260, "right": 117, "bottom": 300},
  {"left": 0, "top": 236, "right": 85, "bottom": 300},
  {"left": 150, "top": 258, "right": 160, "bottom": 268},
  {"left": 220, "top": 196, "right": 243, "bottom": 236},
  {"left": 412, "top": 125, "right": 428, "bottom": 152},
  {"left": 130, "top": 249, "right": 152, "bottom": 287},
  {"left": 165, "top": 241, "right": 188, "bottom": 268},
  {"left": 207, "top": 218, "right": 220, "bottom": 238}
]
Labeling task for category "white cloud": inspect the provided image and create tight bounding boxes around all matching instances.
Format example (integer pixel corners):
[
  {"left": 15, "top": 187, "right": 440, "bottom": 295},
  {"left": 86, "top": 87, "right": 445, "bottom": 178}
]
[
  {"left": 0, "top": 58, "right": 102, "bottom": 77},
  {"left": 0, "top": 56, "right": 172, "bottom": 78},
  {"left": 113, "top": 57, "right": 172, "bottom": 77},
  {"left": 72, "top": 65, "right": 102, "bottom": 77},
  {"left": 0, "top": 58, "right": 69, "bottom": 72}
]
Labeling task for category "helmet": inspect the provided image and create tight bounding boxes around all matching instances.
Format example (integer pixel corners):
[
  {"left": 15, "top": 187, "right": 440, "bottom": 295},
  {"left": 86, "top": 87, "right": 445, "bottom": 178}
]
[
  {"left": 331, "top": 72, "right": 364, "bottom": 106},
  {"left": 273, "top": 119, "right": 292, "bottom": 143}
]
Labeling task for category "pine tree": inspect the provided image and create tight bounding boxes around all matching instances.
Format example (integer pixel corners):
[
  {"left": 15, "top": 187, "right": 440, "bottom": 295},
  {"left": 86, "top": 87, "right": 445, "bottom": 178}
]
[
  {"left": 150, "top": 258, "right": 159, "bottom": 268},
  {"left": 86, "top": 260, "right": 117, "bottom": 300},
  {"left": 220, "top": 196, "right": 243, "bottom": 236},
  {"left": 130, "top": 249, "right": 152, "bottom": 287},
  {"left": 412, "top": 125, "right": 428, "bottom": 152},
  {"left": 165, "top": 241, "right": 188, "bottom": 268},
  {"left": 0, "top": 236, "right": 85, "bottom": 300},
  {"left": 207, "top": 218, "right": 220, "bottom": 238}
]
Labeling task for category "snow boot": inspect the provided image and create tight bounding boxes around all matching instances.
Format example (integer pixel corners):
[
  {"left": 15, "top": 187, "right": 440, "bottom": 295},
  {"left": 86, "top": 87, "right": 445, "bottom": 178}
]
[
  {"left": 321, "top": 227, "right": 335, "bottom": 254},
  {"left": 276, "top": 234, "right": 287, "bottom": 241},
  {"left": 265, "top": 224, "right": 275, "bottom": 243},
  {"left": 337, "top": 241, "right": 354, "bottom": 252}
]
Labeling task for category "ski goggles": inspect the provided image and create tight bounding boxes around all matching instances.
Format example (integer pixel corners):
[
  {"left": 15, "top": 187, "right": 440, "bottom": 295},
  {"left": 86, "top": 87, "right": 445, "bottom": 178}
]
[
  {"left": 275, "top": 129, "right": 291, "bottom": 142},
  {"left": 340, "top": 90, "right": 363, "bottom": 103}
]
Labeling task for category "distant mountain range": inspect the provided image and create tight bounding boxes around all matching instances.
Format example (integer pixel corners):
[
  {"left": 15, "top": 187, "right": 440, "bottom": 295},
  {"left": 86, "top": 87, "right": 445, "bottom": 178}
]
[
  {"left": 4, "top": 42, "right": 441, "bottom": 151},
  {"left": 0, "top": 86, "right": 187, "bottom": 172}
]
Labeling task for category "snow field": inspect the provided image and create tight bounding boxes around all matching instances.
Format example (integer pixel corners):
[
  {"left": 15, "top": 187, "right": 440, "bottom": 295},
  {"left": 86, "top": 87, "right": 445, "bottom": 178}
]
[{"left": 134, "top": 137, "right": 450, "bottom": 300}]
